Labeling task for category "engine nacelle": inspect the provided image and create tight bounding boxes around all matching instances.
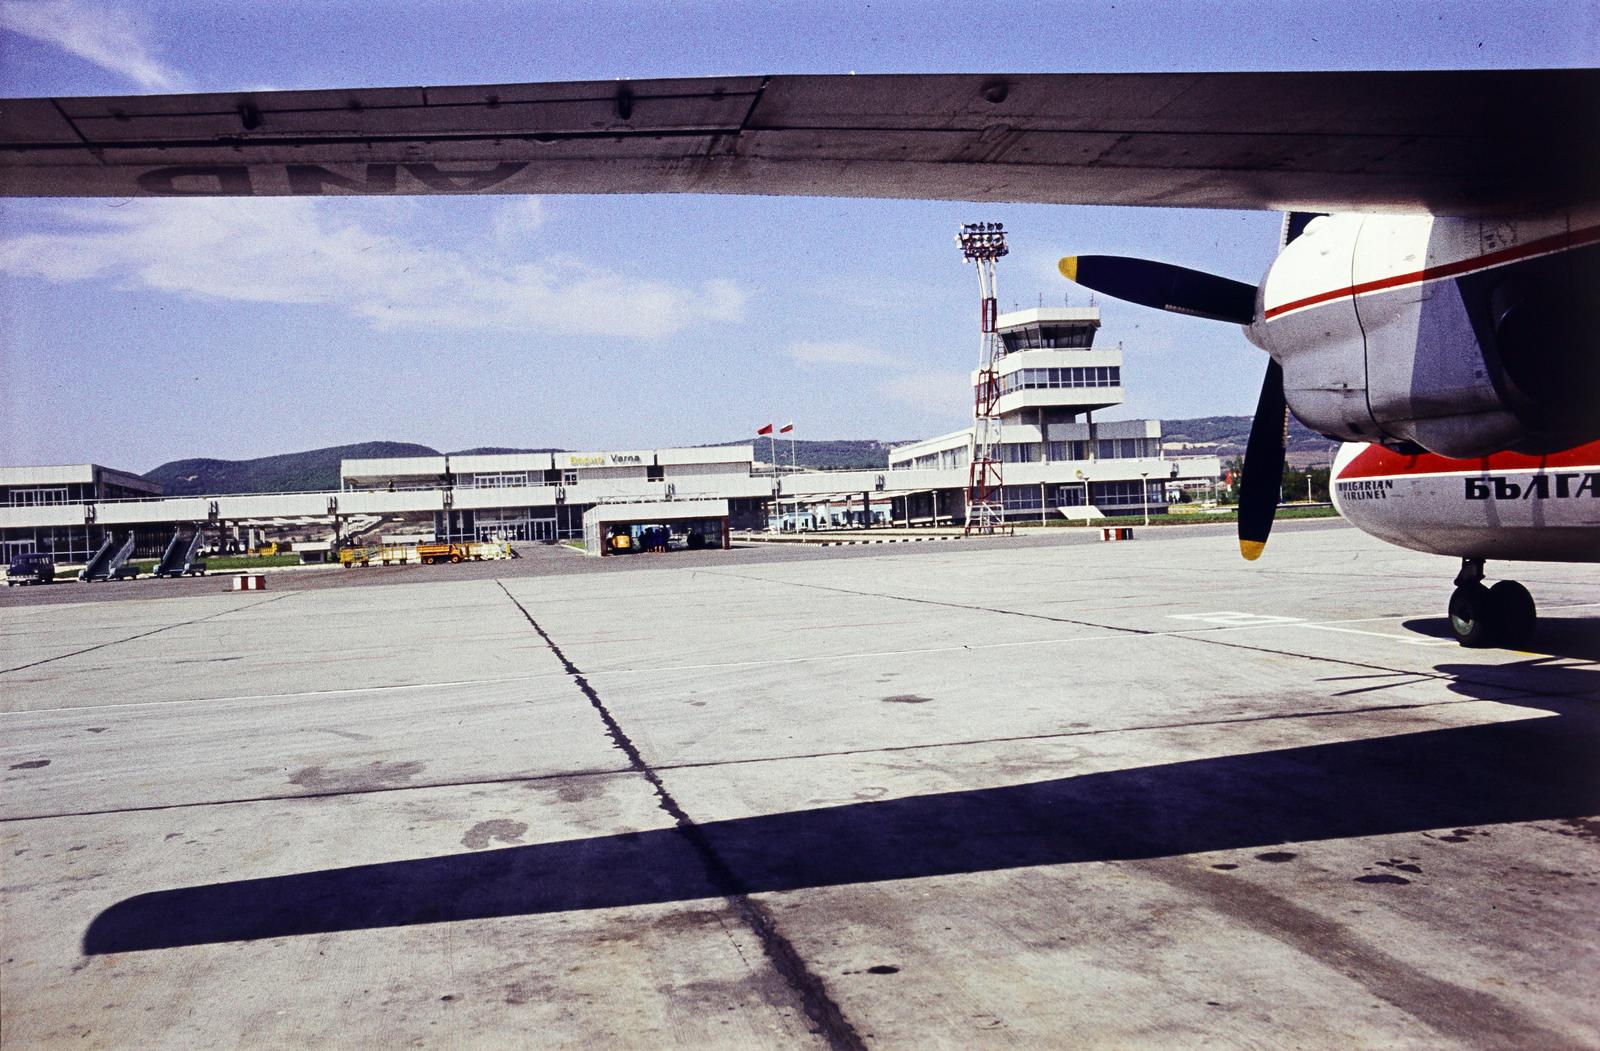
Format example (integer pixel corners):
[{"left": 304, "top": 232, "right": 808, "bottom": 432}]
[{"left": 1247, "top": 211, "right": 1600, "bottom": 458}]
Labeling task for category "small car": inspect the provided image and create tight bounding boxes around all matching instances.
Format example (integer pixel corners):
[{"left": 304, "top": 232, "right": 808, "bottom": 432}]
[{"left": 5, "top": 552, "right": 56, "bottom": 586}]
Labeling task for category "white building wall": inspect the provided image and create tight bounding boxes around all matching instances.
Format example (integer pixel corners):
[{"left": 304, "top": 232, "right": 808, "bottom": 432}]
[
  {"left": 0, "top": 505, "right": 87, "bottom": 529},
  {"left": 342, "top": 456, "right": 447, "bottom": 483},
  {"left": 451, "top": 453, "right": 555, "bottom": 474},
  {"left": 97, "top": 498, "right": 212, "bottom": 524},
  {"left": 0, "top": 465, "right": 97, "bottom": 487}
]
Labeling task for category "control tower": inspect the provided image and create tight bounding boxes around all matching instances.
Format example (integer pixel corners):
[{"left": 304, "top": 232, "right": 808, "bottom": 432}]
[
  {"left": 889, "top": 306, "right": 1171, "bottom": 521},
  {"left": 990, "top": 306, "right": 1124, "bottom": 441}
]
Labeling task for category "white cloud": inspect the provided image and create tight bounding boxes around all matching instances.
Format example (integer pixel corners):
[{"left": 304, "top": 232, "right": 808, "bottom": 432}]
[
  {"left": 0, "top": 0, "right": 186, "bottom": 91},
  {"left": 491, "top": 198, "right": 547, "bottom": 243},
  {"left": 0, "top": 199, "right": 745, "bottom": 339},
  {"left": 785, "top": 339, "right": 893, "bottom": 367},
  {"left": 877, "top": 370, "right": 973, "bottom": 412}
]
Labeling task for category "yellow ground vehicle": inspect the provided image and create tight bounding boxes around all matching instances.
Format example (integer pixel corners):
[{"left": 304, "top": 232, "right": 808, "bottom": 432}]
[
  {"left": 251, "top": 542, "right": 280, "bottom": 557},
  {"left": 417, "top": 542, "right": 468, "bottom": 564},
  {"left": 338, "top": 545, "right": 414, "bottom": 567},
  {"left": 339, "top": 540, "right": 509, "bottom": 568}
]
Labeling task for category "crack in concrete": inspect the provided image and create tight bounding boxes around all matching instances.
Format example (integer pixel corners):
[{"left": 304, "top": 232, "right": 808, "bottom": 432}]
[
  {"left": 0, "top": 592, "right": 295, "bottom": 676},
  {"left": 496, "top": 580, "right": 865, "bottom": 1051}
]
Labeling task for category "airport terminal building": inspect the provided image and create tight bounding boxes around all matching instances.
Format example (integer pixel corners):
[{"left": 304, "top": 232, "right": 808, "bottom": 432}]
[
  {"left": 0, "top": 306, "right": 1219, "bottom": 561},
  {"left": 0, "top": 464, "right": 164, "bottom": 563},
  {"left": 339, "top": 447, "right": 772, "bottom": 542}
]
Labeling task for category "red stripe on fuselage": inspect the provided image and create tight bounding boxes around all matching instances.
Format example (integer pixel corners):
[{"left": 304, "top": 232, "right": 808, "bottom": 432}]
[
  {"left": 1337, "top": 441, "right": 1600, "bottom": 481},
  {"left": 1264, "top": 222, "right": 1600, "bottom": 320}
]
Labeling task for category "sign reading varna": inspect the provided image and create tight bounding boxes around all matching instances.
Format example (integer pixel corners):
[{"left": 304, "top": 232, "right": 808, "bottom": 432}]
[{"left": 559, "top": 452, "right": 647, "bottom": 468}]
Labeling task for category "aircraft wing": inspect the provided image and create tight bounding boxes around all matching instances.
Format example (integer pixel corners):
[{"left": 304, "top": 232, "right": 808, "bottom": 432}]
[{"left": 1, "top": 70, "right": 1595, "bottom": 214}]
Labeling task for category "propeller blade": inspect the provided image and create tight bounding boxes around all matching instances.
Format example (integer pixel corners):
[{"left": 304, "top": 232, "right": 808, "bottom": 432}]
[
  {"left": 1238, "top": 360, "right": 1289, "bottom": 561},
  {"left": 1058, "top": 255, "right": 1256, "bottom": 324}
]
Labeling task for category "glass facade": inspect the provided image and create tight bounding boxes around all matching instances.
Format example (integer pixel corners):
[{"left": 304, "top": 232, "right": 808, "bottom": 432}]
[
  {"left": 1091, "top": 480, "right": 1166, "bottom": 506},
  {"left": 901, "top": 447, "right": 969, "bottom": 471},
  {"left": 466, "top": 472, "right": 532, "bottom": 488},
  {"left": 899, "top": 436, "right": 1158, "bottom": 471},
  {"left": 994, "top": 481, "right": 1164, "bottom": 515},
  {"left": 7, "top": 487, "right": 72, "bottom": 506},
  {"left": 990, "top": 366, "right": 1120, "bottom": 397},
  {"left": 999, "top": 324, "right": 1097, "bottom": 354},
  {"left": 1, "top": 526, "right": 95, "bottom": 561},
  {"left": 435, "top": 505, "right": 584, "bottom": 541}
]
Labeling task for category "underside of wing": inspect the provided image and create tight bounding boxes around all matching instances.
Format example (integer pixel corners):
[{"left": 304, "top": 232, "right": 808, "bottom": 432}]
[{"left": 1, "top": 70, "right": 1595, "bottom": 214}]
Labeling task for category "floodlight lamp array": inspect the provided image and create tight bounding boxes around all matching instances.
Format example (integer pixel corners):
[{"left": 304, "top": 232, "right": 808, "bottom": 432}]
[{"left": 956, "top": 221, "right": 1009, "bottom": 261}]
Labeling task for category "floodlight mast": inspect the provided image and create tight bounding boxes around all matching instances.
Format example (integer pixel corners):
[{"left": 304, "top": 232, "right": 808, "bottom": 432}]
[{"left": 956, "top": 222, "right": 1009, "bottom": 536}]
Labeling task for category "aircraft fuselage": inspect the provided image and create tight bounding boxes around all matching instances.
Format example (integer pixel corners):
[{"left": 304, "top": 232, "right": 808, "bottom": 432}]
[{"left": 1331, "top": 440, "right": 1600, "bottom": 563}]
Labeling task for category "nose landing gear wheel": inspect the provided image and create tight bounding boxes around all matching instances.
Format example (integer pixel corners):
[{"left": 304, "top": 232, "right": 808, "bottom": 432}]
[
  {"left": 1447, "top": 560, "right": 1538, "bottom": 648},
  {"left": 1448, "top": 583, "right": 1496, "bottom": 647}
]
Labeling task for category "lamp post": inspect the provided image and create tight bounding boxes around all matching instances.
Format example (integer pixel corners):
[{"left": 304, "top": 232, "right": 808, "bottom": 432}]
[
  {"left": 956, "top": 221, "right": 1008, "bottom": 535},
  {"left": 1306, "top": 471, "right": 1313, "bottom": 504},
  {"left": 1139, "top": 470, "right": 1150, "bottom": 528}
]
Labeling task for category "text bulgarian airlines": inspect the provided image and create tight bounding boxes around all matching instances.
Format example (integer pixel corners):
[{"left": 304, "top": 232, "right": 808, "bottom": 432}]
[{"left": 1337, "top": 479, "right": 1393, "bottom": 500}]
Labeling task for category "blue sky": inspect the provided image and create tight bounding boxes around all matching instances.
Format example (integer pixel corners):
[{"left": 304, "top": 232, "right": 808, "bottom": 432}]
[{"left": 1, "top": 1, "right": 1593, "bottom": 470}]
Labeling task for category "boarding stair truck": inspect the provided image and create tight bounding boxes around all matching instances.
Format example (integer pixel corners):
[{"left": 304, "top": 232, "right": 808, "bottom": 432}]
[
  {"left": 153, "top": 527, "right": 208, "bottom": 578},
  {"left": 80, "top": 532, "right": 139, "bottom": 582}
]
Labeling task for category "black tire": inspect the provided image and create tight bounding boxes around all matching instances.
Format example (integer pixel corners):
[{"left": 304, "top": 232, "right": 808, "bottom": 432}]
[
  {"left": 1488, "top": 580, "right": 1537, "bottom": 645},
  {"left": 1448, "top": 583, "right": 1499, "bottom": 647}
]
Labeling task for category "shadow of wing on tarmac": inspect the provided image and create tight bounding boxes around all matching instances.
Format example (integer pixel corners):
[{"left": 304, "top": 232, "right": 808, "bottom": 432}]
[{"left": 84, "top": 662, "right": 1600, "bottom": 955}]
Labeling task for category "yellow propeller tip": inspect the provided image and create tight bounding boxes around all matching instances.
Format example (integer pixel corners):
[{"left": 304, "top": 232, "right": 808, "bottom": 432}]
[
  {"left": 1239, "top": 539, "right": 1266, "bottom": 561},
  {"left": 1058, "top": 256, "right": 1078, "bottom": 282}
]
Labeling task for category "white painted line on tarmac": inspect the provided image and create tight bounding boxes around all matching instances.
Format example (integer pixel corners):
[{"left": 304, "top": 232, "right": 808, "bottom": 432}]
[
  {"left": 1294, "top": 622, "right": 1455, "bottom": 646},
  {"left": 1168, "top": 611, "right": 1306, "bottom": 627},
  {"left": 588, "top": 609, "right": 1467, "bottom": 677}
]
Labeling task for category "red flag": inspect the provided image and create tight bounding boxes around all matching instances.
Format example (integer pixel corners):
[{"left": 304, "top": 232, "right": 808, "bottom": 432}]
[
  {"left": 779, "top": 423, "right": 794, "bottom": 434},
  {"left": 756, "top": 423, "right": 774, "bottom": 435}
]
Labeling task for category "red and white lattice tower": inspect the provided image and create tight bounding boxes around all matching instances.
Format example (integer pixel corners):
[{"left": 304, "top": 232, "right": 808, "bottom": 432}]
[{"left": 956, "top": 222, "right": 1009, "bottom": 535}]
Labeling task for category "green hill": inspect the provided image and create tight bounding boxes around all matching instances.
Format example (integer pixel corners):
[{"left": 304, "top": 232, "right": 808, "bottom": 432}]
[
  {"left": 145, "top": 441, "right": 441, "bottom": 495},
  {"left": 1160, "top": 414, "right": 1334, "bottom": 465}
]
